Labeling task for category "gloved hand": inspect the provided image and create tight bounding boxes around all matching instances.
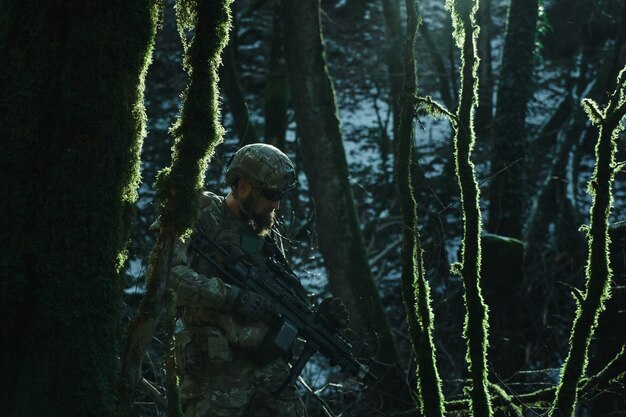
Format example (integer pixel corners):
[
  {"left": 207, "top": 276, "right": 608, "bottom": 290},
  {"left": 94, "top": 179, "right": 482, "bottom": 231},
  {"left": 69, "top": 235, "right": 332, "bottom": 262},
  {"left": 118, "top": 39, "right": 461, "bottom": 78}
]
[
  {"left": 233, "top": 289, "right": 275, "bottom": 322},
  {"left": 317, "top": 297, "right": 350, "bottom": 329}
]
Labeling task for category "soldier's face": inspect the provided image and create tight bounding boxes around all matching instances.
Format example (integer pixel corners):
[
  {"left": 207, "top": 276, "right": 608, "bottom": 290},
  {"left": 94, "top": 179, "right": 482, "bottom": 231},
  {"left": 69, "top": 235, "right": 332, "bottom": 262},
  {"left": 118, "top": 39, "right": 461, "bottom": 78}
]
[{"left": 241, "top": 188, "right": 280, "bottom": 234}]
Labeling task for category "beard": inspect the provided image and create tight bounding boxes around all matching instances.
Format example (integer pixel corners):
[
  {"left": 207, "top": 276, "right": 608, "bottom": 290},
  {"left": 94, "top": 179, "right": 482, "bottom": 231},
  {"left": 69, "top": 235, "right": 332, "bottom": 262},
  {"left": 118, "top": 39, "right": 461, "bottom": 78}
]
[{"left": 240, "top": 193, "right": 275, "bottom": 235}]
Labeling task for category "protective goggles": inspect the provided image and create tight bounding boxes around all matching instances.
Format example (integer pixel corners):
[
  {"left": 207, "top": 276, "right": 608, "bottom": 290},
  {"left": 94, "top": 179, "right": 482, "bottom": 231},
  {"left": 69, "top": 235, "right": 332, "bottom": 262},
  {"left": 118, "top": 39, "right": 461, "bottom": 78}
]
[{"left": 257, "top": 188, "right": 288, "bottom": 201}]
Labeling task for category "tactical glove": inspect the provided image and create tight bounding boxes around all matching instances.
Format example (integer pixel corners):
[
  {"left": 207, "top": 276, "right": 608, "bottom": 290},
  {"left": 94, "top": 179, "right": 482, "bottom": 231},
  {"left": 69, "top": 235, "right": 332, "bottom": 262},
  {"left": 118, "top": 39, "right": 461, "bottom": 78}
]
[
  {"left": 317, "top": 297, "right": 350, "bottom": 329},
  {"left": 232, "top": 288, "right": 275, "bottom": 322}
]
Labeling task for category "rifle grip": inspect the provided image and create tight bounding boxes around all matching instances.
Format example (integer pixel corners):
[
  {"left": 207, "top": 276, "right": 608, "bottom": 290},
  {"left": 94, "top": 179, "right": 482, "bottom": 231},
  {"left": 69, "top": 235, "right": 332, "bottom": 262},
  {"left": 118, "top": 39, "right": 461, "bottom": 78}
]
[{"left": 274, "top": 342, "right": 318, "bottom": 395}]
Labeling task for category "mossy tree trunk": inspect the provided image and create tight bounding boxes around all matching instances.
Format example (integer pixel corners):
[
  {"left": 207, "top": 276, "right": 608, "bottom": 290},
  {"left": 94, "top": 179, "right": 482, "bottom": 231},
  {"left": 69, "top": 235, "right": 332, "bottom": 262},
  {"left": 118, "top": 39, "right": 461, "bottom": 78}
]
[
  {"left": 396, "top": 0, "right": 445, "bottom": 416},
  {"left": 548, "top": 66, "right": 626, "bottom": 417},
  {"left": 0, "top": 1, "right": 159, "bottom": 416},
  {"left": 486, "top": 0, "right": 539, "bottom": 239},
  {"left": 280, "top": 0, "right": 414, "bottom": 409},
  {"left": 447, "top": 0, "right": 492, "bottom": 415},
  {"left": 383, "top": 0, "right": 454, "bottom": 287},
  {"left": 589, "top": 223, "right": 626, "bottom": 416},
  {"left": 118, "top": 0, "right": 232, "bottom": 415}
]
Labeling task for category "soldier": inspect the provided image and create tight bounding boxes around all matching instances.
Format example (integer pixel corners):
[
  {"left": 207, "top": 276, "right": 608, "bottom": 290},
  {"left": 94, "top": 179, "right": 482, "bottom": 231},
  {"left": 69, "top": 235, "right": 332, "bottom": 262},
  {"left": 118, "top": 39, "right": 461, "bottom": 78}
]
[{"left": 169, "top": 143, "right": 349, "bottom": 417}]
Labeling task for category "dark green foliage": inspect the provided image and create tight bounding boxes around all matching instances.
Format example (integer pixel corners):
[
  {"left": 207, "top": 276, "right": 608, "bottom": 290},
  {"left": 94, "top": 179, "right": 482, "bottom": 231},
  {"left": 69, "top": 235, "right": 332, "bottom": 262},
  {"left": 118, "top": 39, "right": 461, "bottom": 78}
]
[
  {"left": 395, "top": 0, "right": 445, "bottom": 415},
  {"left": 548, "top": 66, "right": 626, "bottom": 417},
  {"left": 156, "top": 0, "right": 232, "bottom": 235},
  {"left": 447, "top": 0, "right": 493, "bottom": 415},
  {"left": 487, "top": 0, "right": 539, "bottom": 238},
  {"left": 0, "top": 1, "right": 159, "bottom": 416}
]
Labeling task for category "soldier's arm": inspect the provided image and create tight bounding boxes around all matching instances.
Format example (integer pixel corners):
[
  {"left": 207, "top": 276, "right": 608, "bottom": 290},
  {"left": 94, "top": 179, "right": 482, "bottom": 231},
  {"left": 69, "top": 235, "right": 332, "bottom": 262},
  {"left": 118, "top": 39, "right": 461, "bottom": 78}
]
[
  {"left": 170, "top": 265, "right": 240, "bottom": 310},
  {"left": 169, "top": 237, "right": 240, "bottom": 310}
]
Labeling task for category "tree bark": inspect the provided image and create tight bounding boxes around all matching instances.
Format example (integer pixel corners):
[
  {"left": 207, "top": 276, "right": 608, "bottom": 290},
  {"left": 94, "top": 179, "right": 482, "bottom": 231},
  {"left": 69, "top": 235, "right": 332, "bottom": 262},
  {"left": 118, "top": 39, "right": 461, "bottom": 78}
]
[
  {"left": 418, "top": 18, "right": 454, "bottom": 109},
  {"left": 381, "top": 0, "right": 404, "bottom": 145},
  {"left": 0, "top": 1, "right": 158, "bottom": 416},
  {"left": 475, "top": 0, "right": 494, "bottom": 141},
  {"left": 486, "top": 0, "right": 539, "bottom": 239},
  {"left": 280, "top": 0, "right": 414, "bottom": 409},
  {"left": 220, "top": 13, "right": 259, "bottom": 146},
  {"left": 264, "top": 7, "right": 289, "bottom": 149}
]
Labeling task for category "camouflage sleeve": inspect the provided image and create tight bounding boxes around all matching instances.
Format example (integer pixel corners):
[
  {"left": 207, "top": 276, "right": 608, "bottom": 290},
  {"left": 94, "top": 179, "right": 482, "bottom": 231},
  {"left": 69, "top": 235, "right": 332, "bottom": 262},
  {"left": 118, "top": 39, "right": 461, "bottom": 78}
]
[{"left": 170, "top": 237, "right": 239, "bottom": 310}]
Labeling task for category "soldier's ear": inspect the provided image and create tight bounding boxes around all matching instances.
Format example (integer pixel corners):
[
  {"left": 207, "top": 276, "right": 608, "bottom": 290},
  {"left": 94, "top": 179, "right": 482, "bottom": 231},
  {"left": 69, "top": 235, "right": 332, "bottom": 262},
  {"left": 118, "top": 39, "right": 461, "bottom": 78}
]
[
  {"left": 231, "top": 179, "right": 240, "bottom": 198},
  {"left": 236, "top": 179, "right": 253, "bottom": 197}
]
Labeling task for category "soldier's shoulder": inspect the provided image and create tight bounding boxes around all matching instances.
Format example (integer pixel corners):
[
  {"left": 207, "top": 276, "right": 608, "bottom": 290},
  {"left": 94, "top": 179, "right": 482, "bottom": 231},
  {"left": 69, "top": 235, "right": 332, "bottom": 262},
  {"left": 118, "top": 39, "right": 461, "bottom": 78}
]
[
  {"left": 199, "top": 191, "right": 224, "bottom": 209},
  {"left": 197, "top": 191, "right": 226, "bottom": 234}
]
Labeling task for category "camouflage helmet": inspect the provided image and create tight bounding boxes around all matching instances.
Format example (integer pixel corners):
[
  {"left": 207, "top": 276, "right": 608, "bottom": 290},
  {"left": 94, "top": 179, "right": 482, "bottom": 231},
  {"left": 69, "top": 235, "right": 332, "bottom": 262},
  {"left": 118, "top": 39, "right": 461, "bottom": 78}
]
[{"left": 226, "top": 143, "right": 297, "bottom": 192}]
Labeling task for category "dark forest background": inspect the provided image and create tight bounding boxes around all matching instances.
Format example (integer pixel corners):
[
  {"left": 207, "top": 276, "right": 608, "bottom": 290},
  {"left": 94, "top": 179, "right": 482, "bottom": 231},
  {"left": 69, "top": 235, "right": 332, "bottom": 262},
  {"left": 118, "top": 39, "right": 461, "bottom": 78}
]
[{"left": 1, "top": 0, "right": 625, "bottom": 416}]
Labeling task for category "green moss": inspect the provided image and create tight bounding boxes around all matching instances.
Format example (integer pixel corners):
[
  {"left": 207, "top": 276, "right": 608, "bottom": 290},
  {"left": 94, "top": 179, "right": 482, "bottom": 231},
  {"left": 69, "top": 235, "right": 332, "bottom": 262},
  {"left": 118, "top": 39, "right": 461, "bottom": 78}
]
[
  {"left": 549, "top": 66, "right": 626, "bottom": 417},
  {"left": 396, "top": 1, "right": 445, "bottom": 416},
  {"left": 448, "top": 0, "right": 492, "bottom": 416},
  {"left": 156, "top": 0, "right": 232, "bottom": 235},
  {"left": 0, "top": 1, "right": 160, "bottom": 416}
]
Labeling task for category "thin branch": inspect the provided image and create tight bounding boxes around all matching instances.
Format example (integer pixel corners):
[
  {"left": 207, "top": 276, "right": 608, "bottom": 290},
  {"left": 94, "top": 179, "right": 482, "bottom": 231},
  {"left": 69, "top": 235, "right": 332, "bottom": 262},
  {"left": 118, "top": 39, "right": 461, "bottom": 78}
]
[
  {"left": 414, "top": 95, "right": 457, "bottom": 122},
  {"left": 139, "top": 378, "right": 168, "bottom": 411}
]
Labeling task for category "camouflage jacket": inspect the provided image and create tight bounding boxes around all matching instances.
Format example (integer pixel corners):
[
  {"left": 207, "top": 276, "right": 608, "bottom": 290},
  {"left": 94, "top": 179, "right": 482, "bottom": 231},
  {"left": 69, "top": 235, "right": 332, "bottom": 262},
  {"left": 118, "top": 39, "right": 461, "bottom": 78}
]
[{"left": 170, "top": 191, "right": 287, "bottom": 374}]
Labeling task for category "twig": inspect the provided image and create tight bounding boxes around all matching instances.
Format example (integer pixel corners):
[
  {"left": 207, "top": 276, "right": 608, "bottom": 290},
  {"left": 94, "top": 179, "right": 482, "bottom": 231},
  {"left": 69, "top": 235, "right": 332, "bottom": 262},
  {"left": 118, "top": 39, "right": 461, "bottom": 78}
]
[{"left": 139, "top": 378, "right": 168, "bottom": 411}]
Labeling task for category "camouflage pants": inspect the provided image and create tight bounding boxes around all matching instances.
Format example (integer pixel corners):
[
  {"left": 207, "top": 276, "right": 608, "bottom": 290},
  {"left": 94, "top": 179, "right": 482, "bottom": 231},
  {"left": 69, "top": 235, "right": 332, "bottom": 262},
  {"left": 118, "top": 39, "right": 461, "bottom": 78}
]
[{"left": 180, "top": 358, "right": 307, "bottom": 417}]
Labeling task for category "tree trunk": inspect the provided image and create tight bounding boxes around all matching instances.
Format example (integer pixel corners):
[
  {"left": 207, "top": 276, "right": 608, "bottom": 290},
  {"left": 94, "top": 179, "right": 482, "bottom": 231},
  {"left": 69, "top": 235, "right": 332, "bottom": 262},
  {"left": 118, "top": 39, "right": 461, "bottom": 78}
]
[
  {"left": 280, "top": 0, "right": 414, "bottom": 409},
  {"left": 588, "top": 223, "right": 626, "bottom": 416},
  {"left": 264, "top": 7, "right": 289, "bottom": 149},
  {"left": 396, "top": 0, "right": 445, "bottom": 415},
  {"left": 475, "top": 0, "right": 494, "bottom": 141},
  {"left": 418, "top": 19, "right": 454, "bottom": 109},
  {"left": 0, "top": 1, "right": 158, "bottom": 416},
  {"left": 449, "top": 0, "right": 492, "bottom": 415},
  {"left": 220, "top": 11, "right": 259, "bottom": 146},
  {"left": 487, "top": 0, "right": 539, "bottom": 239},
  {"left": 549, "top": 66, "right": 626, "bottom": 417},
  {"left": 381, "top": 0, "right": 404, "bottom": 145},
  {"left": 480, "top": 234, "right": 527, "bottom": 378},
  {"left": 119, "top": 0, "right": 232, "bottom": 414}
]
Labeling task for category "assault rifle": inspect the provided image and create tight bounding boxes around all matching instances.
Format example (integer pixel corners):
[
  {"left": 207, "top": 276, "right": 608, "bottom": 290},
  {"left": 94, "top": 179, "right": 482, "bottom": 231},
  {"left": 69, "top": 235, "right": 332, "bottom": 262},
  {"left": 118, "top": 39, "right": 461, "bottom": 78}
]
[{"left": 189, "top": 229, "right": 376, "bottom": 394}]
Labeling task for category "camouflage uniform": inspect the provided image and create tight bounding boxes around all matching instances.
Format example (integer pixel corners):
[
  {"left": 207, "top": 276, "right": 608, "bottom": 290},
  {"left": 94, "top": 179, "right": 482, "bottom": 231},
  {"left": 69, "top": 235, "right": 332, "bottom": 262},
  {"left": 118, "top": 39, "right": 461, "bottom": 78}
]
[{"left": 171, "top": 191, "right": 307, "bottom": 417}]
